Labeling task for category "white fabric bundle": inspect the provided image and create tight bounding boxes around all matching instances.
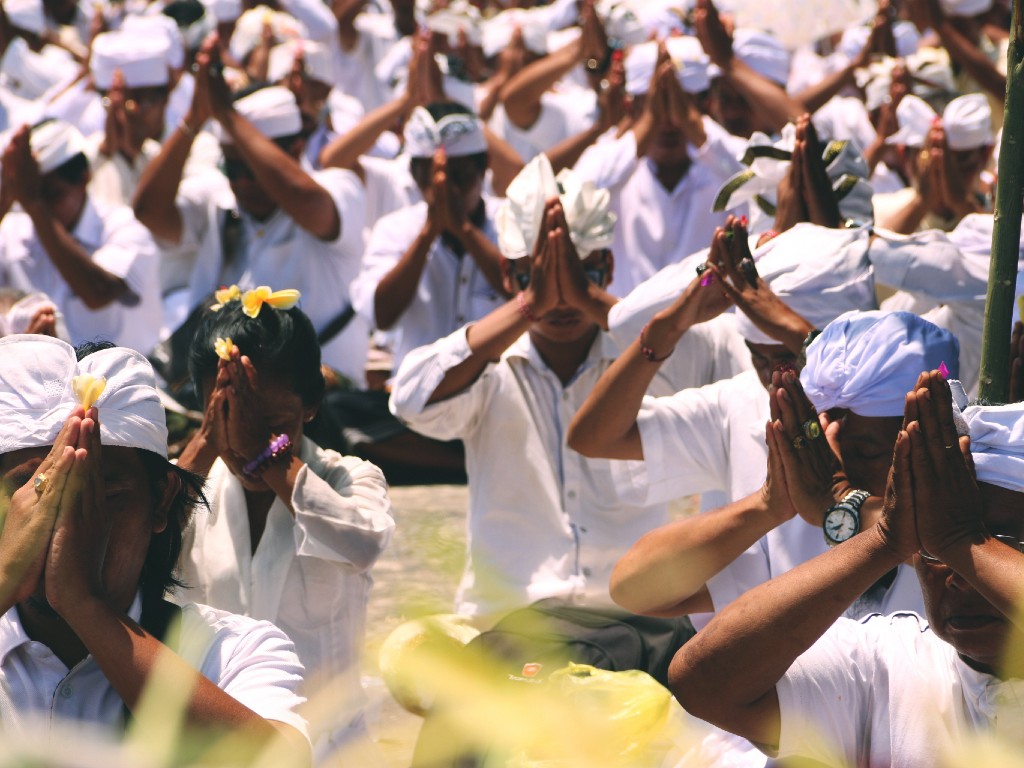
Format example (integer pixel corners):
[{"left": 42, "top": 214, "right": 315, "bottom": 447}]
[
  {"left": 3, "top": 0, "right": 45, "bottom": 36},
  {"left": 496, "top": 153, "right": 616, "bottom": 261},
  {"left": 91, "top": 30, "right": 172, "bottom": 90},
  {"left": 204, "top": 0, "right": 242, "bottom": 23},
  {"left": 121, "top": 14, "right": 186, "bottom": 72},
  {"left": 29, "top": 119, "right": 88, "bottom": 175},
  {"left": 480, "top": 9, "right": 552, "bottom": 57},
  {"left": 595, "top": 0, "right": 648, "bottom": 47},
  {"left": 0, "top": 38, "right": 78, "bottom": 102},
  {"left": 624, "top": 36, "right": 711, "bottom": 96},
  {"left": 709, "top": 28, "right": 790, "bottom": 86},
  {"left": 887, "top": 92, "right": 993, "bottom": 150},
  {"left": 1, "top": 292, "right": 69, "bottom": 340},
  {"left": 801, "top": 310, "right": 960, "bottom": 417},
  {"left": 960, "top": 401, "right": 1024, "bottom": 493},
  {"left": 733, "top": 223, "right": 877, "bottom": 344},
  {"left": 424, "top": 0, "right": 482, "bottom": 46},
  {"left": 218, "top": 85, "right": 302, "bottom": 142},
  {"left": 939, "top": 0, "right": 993, "bottom": 16},
  {"left": 837, "top": 20, "right": 920, "bottom": 65},
  {"left": 403, "top": 105, "right": 487, "bottom": 158},
  {"left": 229, "top": 6, "right": 307, "bottom": 63},
  {"left": 0, "top": 335, "right": 168, "bottom": 458},
  {"left": 267, "top": 39, "right": 333, "bottom": 85},
  {"left": 857, "top": 49, "right": 956, "bottom": 112}
]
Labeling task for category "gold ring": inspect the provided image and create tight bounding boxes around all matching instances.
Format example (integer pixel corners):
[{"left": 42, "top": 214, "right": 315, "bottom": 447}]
[
  {"left": 803, "top": 419, "right": 822, "bottom": 440},
  {"left": 792, "top": 435, "right": 807, "bottom": 450},
  {"left": 34, "top": 474, "right": 48, "bottom": 495}
]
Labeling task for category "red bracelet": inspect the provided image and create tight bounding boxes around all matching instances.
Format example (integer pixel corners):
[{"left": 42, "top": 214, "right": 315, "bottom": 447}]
[
  {"left": 639, "top": 322, "right": 672, "bottom": 363},
  {"left": 517, "top": 292, "right": 538, "bottom": 323}
]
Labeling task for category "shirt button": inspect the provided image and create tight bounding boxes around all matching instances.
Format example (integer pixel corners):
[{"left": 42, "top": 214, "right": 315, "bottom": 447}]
[{"left": 60, "top": 684, "right": 73, "bottom": 699}]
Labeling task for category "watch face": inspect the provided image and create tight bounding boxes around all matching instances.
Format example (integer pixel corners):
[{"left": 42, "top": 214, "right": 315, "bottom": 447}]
[{"left": 825, "top": 507, "right": 858, "bottom": 543}]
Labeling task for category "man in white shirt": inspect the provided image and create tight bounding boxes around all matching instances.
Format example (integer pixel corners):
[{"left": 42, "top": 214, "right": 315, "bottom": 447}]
[
  {"left": 671, "top": 373, "right": 1024, "bottom": 766},
  {"left": 133, "top": 36, "right": 369, "bottom": 385},
  {"left": 390, "top": 156, "right": 670, "bottom": 622},
  {"left": 0, "top": 334, "right": 310, "bottom": 761},
  {"left": 0, "top": 119, "right": 161, "bottom": 354}
]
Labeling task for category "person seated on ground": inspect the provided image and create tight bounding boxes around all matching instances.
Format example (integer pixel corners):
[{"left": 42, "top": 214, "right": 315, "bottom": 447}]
[
  {"left": 0, "top": 334, "right": 310, "bottom": 763},
  {"left": 874, "top": 92, "right": 994, "bottom": 233},
  {"left": 670, "top": 371, "right": 1024, "bottom": 765},
  {"left": 0, "top": 119, "right": 161, "bottom": 355},
  {"left": 133, "top": 34, "right": 368, "bottom": 387},
  {"left": 390, "top": 154, "right": 675, "bottom": 624},
  {"left": 606, "top": 309, "right": 959, "bottom": 625},
  {"left": 175, "top": 289, "right": 395, "bottom": 762}
]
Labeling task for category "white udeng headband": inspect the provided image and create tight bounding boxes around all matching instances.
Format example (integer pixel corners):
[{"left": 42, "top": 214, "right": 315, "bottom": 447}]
[
  {"left": 0, "top": 335, "right": 169, "bottom": 458},
  {"left": 403, "top": 106, "right": 488, "bottom": 159}
]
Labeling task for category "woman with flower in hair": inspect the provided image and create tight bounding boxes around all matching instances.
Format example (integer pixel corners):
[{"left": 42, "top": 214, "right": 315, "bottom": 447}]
[{"left": 175, "top": 287, "right": 395, "bottom": 763}]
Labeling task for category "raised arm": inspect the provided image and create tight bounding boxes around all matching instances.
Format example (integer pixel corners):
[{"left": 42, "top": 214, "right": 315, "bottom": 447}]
[{"left": 500, "top": 36, "right": 581, "bottom": 130}]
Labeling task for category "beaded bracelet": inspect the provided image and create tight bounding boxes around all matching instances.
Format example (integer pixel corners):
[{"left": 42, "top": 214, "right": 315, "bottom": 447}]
[
  {"left": 243, "top": 434, "right": 292, "bottom": 478},
  {"left": 517, "top": 292, "right": 538, "bottom": 323},
  {"left": 639, "top": 322, "right": 672, "bottom": 363}
]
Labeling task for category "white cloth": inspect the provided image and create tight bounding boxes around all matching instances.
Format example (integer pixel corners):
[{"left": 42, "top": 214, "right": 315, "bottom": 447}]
[
  {"left": 350, "top": 197, "right": 505, "bottom": 375},
  {"left": 888, "top": 93, "right": 993, "bottom": 150},
  {"left": 333, "top": 13, "right": 403, "bottom": 112},
  {"left": 218, "top": 86, "right": 302, "bottom": 144},
  {"left": 28, "top": 119, "right": 88, "bottom": 175},
  {"left": 166, "top": 167, "right": 369, "bottom": 385},
  {"left": 775, "top": 612, "right": 1024, "bottom": 767},
  {"left": 801, "top": 310, "right": 961, "bottom": 418},
  {"left": 403, "top": 106, "right": 487, "bottom": 159},
  {"left": 0, "top": 594, "right": 308, "bottom": 738},
  {"left": 176, "top": 438, "right": 393, "bottom": 750},
  {"left": 0, "top": 199, "right": 162, "bottom": 354},
  {"left": 489, "top": 87, "right": 598, "bottom": 163},
  {"left": 90, "top": 30, "right": 170, "bottom": 90},
  {"left": 572, "top": 120, "right": 738, "bottom": 297},
  {"left": 961, "top": 401, "right": 1024, "bottom": 493},
  {"left": 390, "top": 328, "right": 670, "bottom": 619},
  {"left": 624, "top": 37, "right": 711, "bottom": 96},
  {"left": 0, "top": 334, "right": 168, "bottom": 456},
  {"left": 358, "top": 154, "right": 422, "bottom": 234}
]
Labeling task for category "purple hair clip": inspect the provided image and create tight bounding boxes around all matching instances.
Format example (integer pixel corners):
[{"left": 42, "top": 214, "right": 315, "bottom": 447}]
[{"left": 938, "top": 361, "right": 950, "bottom": 379}]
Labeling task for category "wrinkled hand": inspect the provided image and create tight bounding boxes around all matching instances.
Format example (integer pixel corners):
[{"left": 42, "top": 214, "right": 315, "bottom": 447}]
[
  {"left": 795, "top": 115, "right": 840, "bottom": 228},
  {"left": 551, "top": 204, "right": 593, "bottom": 312},
  {"left": 224, "top": 355, "right": 272, "bottom": 463},
  {"left": 876, "top": 425, "right": 919, "bottom": 560},
  {"left": 904, "top": 370, "right": 983, "bottom": 562},
  {"left": 99, "top": 69, "right": 133, "bottom": 158},
  {"left": 0, "top": 413, "right": 81, "bottom": 610},
  {"left": 762, "top": 418, "right": 799, "bottom": 524},
  {"left": 197, "top": 359, "right": 235, "bottom": 461},
  {"left": 25, "top": 305, "right": 58, "bottom": 337},
  {"left": 496, "top": 26, "right": 527, "bottom": 80},
  {"left": 663, "top": 57, "right": 706, "bottom": 147},
  {"left": 428, "top": 149, "right": 467, "bottom": 236},
  {"left": 597, "top": 49, "right": 627, "bottom": 131},
  {"left": 694, "top": 0, "right": 733, "bottom": 69},
  {"left": 522, "top": 200, "right": 563, "bottom": 318},
  {"left": 44, "top": 409, "right": 110, "bottom": 617},
  {"left": 768, "top": 368, "right": 850, "bottom": 526},
  {"left": 578, "top": 0, "right": 609, "bottom": 73},
  {"left": 188, "top": 33, "right": 219, "bottom": 126}
]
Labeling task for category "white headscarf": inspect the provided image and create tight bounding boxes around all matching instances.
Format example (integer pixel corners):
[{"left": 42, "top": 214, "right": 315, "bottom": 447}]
[
  {"left": 217, "top": 86, "right": 302, "bottom": 143},
  {"left": 887, "top": 93, "right": 993, "bottom": 150},
  {"left": 91, "top": 30, "right": 172, "bottom": 90},
  {"left": 496, "top": 153, "right": 616, "bottom": 261},
  {"left": 624, "top": 37, "right": 711, "bottom": 96},
  {"left": 955, "top": 395, "right": 1024, "bottom": 493},
  {"left": 801, "top": 310, "right": 960, "bottom": 417},
  {"left": 403, "top": 106, "right": 487, "bottom": 159},
  {"left": 0, "top": 335, "right": 168, "bottom": 458},
  {"left": 29, "top": 119, "right": 89, "bottom": 175}
]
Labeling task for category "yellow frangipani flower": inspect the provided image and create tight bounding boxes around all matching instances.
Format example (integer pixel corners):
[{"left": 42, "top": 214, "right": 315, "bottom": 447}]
[
  {"left": 72, "top": 374, "right": 107, "bottom": 410},
  {"left": 210, "top": 284, "right": 242, "bottom": 312},
  {"left": 241, "top": 286, "right": 301, "bottom": 318},
  {"left": 214, "top": 337, "right": 236, "bottom": 361}
]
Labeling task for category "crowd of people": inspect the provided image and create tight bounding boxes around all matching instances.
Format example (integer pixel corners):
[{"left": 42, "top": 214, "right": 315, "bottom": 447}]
[{"left": 0, "top": 0, "right": 1022, "bottom": 764}]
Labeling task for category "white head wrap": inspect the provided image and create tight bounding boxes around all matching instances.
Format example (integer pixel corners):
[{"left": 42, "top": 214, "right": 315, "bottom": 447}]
[
  {"left": 403, "top": 105, "right": 487, "bottom": 158},
  {"left": 801, "top": 310, "right": 960, "bottom": 417},
  {"left": 837, "top": 21, "right": 920, "bottom": 65},
  {"left": 709, "top": 28, "right": 790, "bottom": 86},
  {"left": 480, "top": 9, "right": 551, "bottom": 57},
  {"left": 625, "top": 37, "right": 711, "bottom": 96},
  {"left": 3, "top": 0, "right": 45, "bottom": 36},
  {"left": 734, "top": 223, "right": 877, "bottom": 344},
  {"left": 229, "top": 6, "right": 307, "bottom": 62},
  {"left": 204, "top": 0, "right": 242, "bottom": 23},
  {"left": 29, "top": 119, "right": 88, "bottom": 175},
  {"left": 267, "top": 39, "right": 333, "bottom": 86},
  {"left": 887, "top": 92, "right": 993, "bottom": 150},
  {"left": 952, "top": 394, "right": 1024, "bottom": 493},
  {"left": 595, "top": 0, "right": 648, "bottom": 47},
  {"left": 496, "top": 153, "right": 616, "bottom": 261},
  {"left": 218, "top": 86, "right": 302, "bottom": 143},
  {"left": 0, "top": 335, "right": 169, "bottom": 458},
  {"left": 121, "top": 14, "right": 186, "bottom": 71},
  {"left": 0, "top": 38, "right": 78, "bottom": 101},
  {"left": 425, "top": 0, "right": 482, "bottom": 46},
  {"left": 858, "top": 49, "right": 956, "bottom": 112},
  {"left": 939, "top": 0, "right": 993, "bottom": 16},
  {"left": 91, "top": 30, "right": 172, "bottom": 90}
]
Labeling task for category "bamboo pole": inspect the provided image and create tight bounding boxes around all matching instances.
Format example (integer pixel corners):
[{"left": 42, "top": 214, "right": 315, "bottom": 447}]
[{"left": 979, "top": 0, "right": 1024, "bottom": 402}]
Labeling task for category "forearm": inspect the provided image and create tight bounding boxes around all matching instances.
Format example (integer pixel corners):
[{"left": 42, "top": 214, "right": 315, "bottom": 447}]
[
  {"left": 793, "top": 64, "right": 856, "bottom": 115},
  {"left": 720, "top": 60, "right": 804, "bottom": 134},
  {"left": 261, "top": 455, "right": 305, "bottom": 517},
  {"left": 578, "top": 283, "right": 617, "bottom": 331},
  {"left": 936, "top": 21, "right": 1006, "bottom": 98},
  {"left": 670, "top": 524, "right": 903, "bottom": 734},
  {"left": 176, "top": 433, "right": 221, "bottom": 478},
  {"left": 611, "top": 491, "right": 784, "bottom": 616},
  {"left": 25, "top": 205, "right": 127, "bottom": 309},
  {"left": 547, "top": 121, "right": 606, "bottom": 173},
  {"left": 460, "top": 225, "right": 509, "bottom": 297},
  {"left": 876, "top": 191, "right": 928, "bottom": 234},
  {"left": 218, "top": 110, "right": 340, "bottom": 240},
  {"left": 426, "top": 300, "right": 530, "bottom": 404},
  {"left": 500, "top": 42, "right": 577, "bottom": 130},
  {"left": 482, "top": 126, "right": 525, "bottom": 198},
  {"left": 319, "top": 96, "right": 408, "bottom": 173},
  {"left": 133, "top": 122, "right": 195, "bottom": 244},
  {"left": 373, "top": 226, "right": 434, "bottom": 329},
  {"left": 334, "top": 0, "right": 367, "bottom": 51}
]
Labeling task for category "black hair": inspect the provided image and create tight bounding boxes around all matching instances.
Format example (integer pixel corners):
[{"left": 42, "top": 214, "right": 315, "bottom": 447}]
[
  {"left": 73, "top": 341, "right": 207, "bottom": 598},
  {"left": 162, "top": 0, "right": 205, "bottom": 27},
  {"left": 188, "top": 301, "right": 325, "bottom": 407}
]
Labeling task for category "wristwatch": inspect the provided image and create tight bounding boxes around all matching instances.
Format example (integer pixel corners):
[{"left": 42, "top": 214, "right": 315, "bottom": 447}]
[{"left": 823, "top": 490, "right": 870, "bottom": 547}]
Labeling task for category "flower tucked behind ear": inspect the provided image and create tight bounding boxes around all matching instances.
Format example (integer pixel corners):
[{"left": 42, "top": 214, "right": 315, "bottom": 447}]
[
  {"left": 210, "top": 285, "right": 242, "bottom": 312},
  {"left": 214, "top": 337, "right": 236, "bottom": 361},
  {"left": 72, "top": 374, "right": 106, "bottom": 410},
  {"left": 241, "top": 286, "right": 301, "bottom": 318}
]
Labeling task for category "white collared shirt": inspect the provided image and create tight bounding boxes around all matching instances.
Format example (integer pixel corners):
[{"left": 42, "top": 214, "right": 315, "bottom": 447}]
[
  {"left": 776, "top": 612, "right": 1024, "bottom": 766},
  {"left": 175, "top": 438, "right": 394, "bottom": 747},
  {"left": 164, "top": 167, "right": 370, "bottom": 384},
  {"left": 390, "top": 327, "right": 670, "bottom": 620},
  {"left": 0, "top": 198, "right": 161, "bottom": 353},
  {"left": 350, "top": 197, "right": 506, "bottom": 375},
  {"left": 0, "top": 594, "right": 308, "bottom": 737}
]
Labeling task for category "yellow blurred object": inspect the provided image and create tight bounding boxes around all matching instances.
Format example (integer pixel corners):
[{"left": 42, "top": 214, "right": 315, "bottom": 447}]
[
  {"left": 241, "top": 286, "right": 301, "bottom": 318},
  {"left": 214, "top": 337, "right": 236, "bottom": 362},
  {"left": 71, "top": 374, "right": 106, "bottom": 410}
]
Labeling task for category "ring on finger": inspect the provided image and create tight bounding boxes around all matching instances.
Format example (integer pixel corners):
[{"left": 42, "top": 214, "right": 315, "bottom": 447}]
[
  {"left": 802, "top": 418, "right": 822, "bottom": 441},
  {"left": 34, "top": 473, "right": 48, "bottom": 495},
  {"left": 791, "top": 435, "right": 807, "bottom": 450}
]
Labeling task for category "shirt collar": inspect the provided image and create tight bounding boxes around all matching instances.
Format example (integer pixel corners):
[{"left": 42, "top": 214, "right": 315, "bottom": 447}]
[
  {"left": 70, "top": 198, "right": 103, "bottom": 250},
  {"left": 506, "top": 329, "right": 616, "bottom": 377}
]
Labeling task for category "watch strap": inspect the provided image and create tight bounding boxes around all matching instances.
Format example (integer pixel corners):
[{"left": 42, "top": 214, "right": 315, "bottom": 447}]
[{"left": 823, "top": 489, "right": 870, "bottom": 546}]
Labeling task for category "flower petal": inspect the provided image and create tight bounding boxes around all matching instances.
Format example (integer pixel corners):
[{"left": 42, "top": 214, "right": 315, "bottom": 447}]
[
  {"left": 214, "top": 337, "right": 235, "bottom": 361},
  {"left": 265, "top": 289, "right": 301, "bottom": 310},
  {"left": 72, "top": 374, "right": 107, "bottom": 410}
]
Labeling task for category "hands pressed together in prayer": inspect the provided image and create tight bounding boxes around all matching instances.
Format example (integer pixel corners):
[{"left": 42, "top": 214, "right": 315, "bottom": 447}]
[{"left": 773, "top": 115, "right": 841, "bottom": 234}]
